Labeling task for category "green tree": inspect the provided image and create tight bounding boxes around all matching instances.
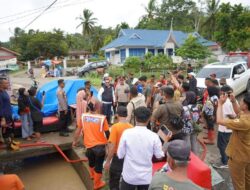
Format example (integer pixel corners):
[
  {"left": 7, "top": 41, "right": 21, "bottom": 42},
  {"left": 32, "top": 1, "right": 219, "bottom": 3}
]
[
  {"left": 76, "top": 9, "right": 97, "bottom": 36},
  {"left": 214, "top": 3, "right": 250, "bottom": 51},
  {"left": 202, "top": 0, "right": 220, "bottom": 39},
  {"left": 144, "top": 0, "right": 157, "bottom": 20},
  {"left": 144, "top": 52, "right": 172, "bottom": 70},
  {"left": 176, "top": 35, "right": 210, "bottom": 59}
]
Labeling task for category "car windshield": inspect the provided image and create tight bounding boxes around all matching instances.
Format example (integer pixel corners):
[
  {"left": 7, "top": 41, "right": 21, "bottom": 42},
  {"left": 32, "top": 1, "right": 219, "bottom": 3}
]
[
  {"left": 223, "top": 56, "right": 248, "bottom": 63},
  {"left": 196, "top": 68, "right": 232, "bottom": 79}
]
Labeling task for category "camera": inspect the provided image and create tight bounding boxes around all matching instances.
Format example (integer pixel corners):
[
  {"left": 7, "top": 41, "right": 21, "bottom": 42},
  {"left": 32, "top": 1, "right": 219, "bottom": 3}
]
[{"left": 159, "top": 99, "right": 165, "bottom": 105}]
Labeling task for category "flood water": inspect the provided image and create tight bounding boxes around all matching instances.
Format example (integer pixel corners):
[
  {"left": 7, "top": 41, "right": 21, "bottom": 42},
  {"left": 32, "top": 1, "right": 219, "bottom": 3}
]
[{"left": 14, "top": 153, "right": 86, "bottom": 190}]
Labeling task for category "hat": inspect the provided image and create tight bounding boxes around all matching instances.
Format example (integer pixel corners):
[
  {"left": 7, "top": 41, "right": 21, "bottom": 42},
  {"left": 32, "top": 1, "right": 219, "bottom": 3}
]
[
  {"left": 154, "top": 82, "right": 162, "bottom": 88},
  {"left": 104, "top": 73, "right": 109, "bottom": 78},
  {"left": 167, "top": 140, "right": 191, "bottom": 161},
  {"left": 188, "top": 72, "right": 196, "bottom": 77},
  {"left": 132, "top": 78, "right": 139, "bottom": 85}
]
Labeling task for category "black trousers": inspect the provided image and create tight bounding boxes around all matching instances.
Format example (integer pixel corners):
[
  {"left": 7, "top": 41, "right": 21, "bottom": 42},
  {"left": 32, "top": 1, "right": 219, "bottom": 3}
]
[
  {"left": 33, "top": 120, "right": 42, "bottom": 133},
  {"left": 109, "top": 155, "right": 124, "bottom": 190},
  {"left": 118, "top": 102, "right": 128, "bottom": 107},
  {"left": 120, "top": 179, "right": 149, "bottom": 190},
  {"left": 217, "top": 132, "right": 231, "bottom": 165},
  {"left": 1, "top": 117, "right": 14, "bottom": 139},
  {"left": 59, "top": 111, "right": 69, "bottom": 133},
  {"left": 204, "top": 114, "right": 215, "bottom": 130},
  {"left": 102, "top": 103, "right": 112, "bottom": 124},
  {"left": 86, "top": 145, "right": 106, "bottom": 173}
]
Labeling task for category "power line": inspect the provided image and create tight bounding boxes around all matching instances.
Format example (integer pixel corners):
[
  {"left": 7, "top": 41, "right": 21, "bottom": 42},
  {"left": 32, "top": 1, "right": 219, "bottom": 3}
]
[
  {"left": 23, "top": 0, "right": 58, "bottom": 29},
  {"left": 0, "top": 0, "right": 91, "bottom": 25},
  {"left": 0, "top": 0, "right": 71, "bottom": 20}
]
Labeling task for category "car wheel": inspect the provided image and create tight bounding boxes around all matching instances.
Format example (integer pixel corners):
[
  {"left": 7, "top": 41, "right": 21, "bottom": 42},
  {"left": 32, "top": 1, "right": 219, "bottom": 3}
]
[
  {"left": 78, "top": 72, "right": 83, "bottom": 78},
  {"left": 83, "top": 71, "right": 89, "bottom": 77},
  {"left": 247, "top": 80, "right": 250, "bottom": 93}
]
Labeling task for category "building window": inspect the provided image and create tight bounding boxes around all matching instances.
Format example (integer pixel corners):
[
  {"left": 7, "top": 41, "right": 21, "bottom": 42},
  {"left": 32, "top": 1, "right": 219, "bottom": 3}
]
[
  {"left": 120, "top": 49, "right": 126, "bottom": 63},
  {"left": 167, "top": 49, "right": 173, "bottom": 56},
  {"left": 115, "top": 51, "right": 119, "bottom": 54},
  {"left": 148, "top": 49, "right": 155, "bottom": 55},
  {"left": 158, "top": 49, "right": 164, "bottom": 54},
  {"left": 105, "top": 52, "right": 110, "bottom": 59},
  {"left": 129, "top": 48, "right": 145, "bottom": 57}
]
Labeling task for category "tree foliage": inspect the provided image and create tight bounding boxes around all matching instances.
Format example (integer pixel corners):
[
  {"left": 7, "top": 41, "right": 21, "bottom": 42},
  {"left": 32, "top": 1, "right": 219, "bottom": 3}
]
[
  {"left": 176, "top": 35, "right": 211, "bottom": 59},
  {"left": 8, "top": 28, "right": 68, "bottom": 61},
  {"left": 214, "top": 3, "right": 250, "bottom": 51},
  {"left": 76, "top": 9, "right": 97, "bottom": 36},
  {"left": 144, "top": 52, "right": 172, "bottom": 69},
  {"left": 123, "top": 56, "right": 143, "bottom": 72}
]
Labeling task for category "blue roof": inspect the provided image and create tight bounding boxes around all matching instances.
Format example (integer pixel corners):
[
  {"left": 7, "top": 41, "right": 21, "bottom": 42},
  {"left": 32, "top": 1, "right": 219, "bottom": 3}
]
[{"left": 101, "top": 29, "right": 217, "bottom": 50}]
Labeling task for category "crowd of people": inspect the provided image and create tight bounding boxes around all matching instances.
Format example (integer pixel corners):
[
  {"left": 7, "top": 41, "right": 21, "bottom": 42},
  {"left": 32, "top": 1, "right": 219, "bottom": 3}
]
[
  {"left": 0, "top": 63, "right": 250, "bottom": 189},
  {"left": 71, "top": 66, "right": 250, "bottom": 190}
]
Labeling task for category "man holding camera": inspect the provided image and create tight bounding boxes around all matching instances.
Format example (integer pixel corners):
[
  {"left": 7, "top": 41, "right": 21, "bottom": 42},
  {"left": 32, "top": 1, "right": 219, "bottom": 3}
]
[
  {"left": 151, "top": 86, "right": 183, "bottom": 134},
  {"left": 213, "top": 85, "right": 239, "bottom": 169}
]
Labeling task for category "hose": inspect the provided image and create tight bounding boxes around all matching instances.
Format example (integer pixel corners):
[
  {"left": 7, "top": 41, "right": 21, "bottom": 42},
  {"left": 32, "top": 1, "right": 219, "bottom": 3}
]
[{"left": 0, "top": 142, "right": 88, "bottom": 163}]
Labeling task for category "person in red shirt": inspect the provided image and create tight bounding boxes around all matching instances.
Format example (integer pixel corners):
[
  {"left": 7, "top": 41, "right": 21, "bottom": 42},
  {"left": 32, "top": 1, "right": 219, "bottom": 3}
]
[
  {"left": 158, "top": 74, "right": 167, "bottom": 85},
  {"left": 73, "top": 101, "right": 110, "bottom": 190},
  {"left": 203, "top": 78, "right": 213, "bottom": 104}
]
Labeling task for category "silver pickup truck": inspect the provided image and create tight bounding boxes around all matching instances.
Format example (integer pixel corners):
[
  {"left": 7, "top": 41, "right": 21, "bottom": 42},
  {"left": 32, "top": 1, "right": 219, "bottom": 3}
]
[{"left": 196, "top": 62, "right": 250, "bottom": 96}]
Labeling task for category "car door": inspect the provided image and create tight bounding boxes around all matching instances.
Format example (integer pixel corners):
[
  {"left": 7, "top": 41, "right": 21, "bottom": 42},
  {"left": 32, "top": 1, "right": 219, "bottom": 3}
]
[{"left": 232, "top": 64, "right": 247, "bottom": 94}]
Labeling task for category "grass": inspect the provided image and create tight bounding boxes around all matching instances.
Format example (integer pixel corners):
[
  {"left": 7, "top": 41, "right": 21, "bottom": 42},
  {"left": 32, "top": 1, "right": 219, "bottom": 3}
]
[{"left": 81, "top": 72, "right": 102, "bottom": 88}]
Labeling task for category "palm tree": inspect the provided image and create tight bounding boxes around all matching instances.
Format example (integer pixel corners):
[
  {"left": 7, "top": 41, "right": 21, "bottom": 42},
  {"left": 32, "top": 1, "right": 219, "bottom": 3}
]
[
  {"left": 202, "top": 0, "right": 220, "bottom": 39},
  {"left": 76, "top": 9, "right": 97, "bottom": 36},
  {"left": 144, "top": 0, "right": 157, "bottom": 20}
]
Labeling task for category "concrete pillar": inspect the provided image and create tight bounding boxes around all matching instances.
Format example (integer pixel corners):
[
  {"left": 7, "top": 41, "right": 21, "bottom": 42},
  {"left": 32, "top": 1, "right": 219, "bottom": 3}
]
[
  {"left": 85, "top": 58, "right": 88, "bottom": 65},
  {"left": 155, "top": 49, "right": 158, "bottom": 55},
  {"left": 63, "top": 59, "right": 67, "bottom": 69},
  {"left": 145, "top": 48, "right": 148, "bottom": 54},
  {"left": 164, "top": 48, "right": 167, "bottom": 56},
  {"left": 125, "top": 48, "right": 129, "bottom": 58},
  {"left": 27, "top": 61, "right": 31, "bottom": 70}
]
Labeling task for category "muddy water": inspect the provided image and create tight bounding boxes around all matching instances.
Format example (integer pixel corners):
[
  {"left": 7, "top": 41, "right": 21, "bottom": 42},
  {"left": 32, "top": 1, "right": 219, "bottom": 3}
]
[{"left": 15, "top": 153, "right": 86, "bottom": 190}]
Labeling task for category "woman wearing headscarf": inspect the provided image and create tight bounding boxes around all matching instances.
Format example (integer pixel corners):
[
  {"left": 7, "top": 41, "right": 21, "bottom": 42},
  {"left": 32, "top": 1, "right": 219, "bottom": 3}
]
[
  {"left": 181, "top": 82, "right": 200, "bottom": 155},
  {"left": 18, "top": 88, "right": 33, "bottom": 140},
  {"left": 76, "top": 90, "right": 87, "bottom": 128},
  {"left": 202, "top": 86, "right": 220, "bottom": 144}
]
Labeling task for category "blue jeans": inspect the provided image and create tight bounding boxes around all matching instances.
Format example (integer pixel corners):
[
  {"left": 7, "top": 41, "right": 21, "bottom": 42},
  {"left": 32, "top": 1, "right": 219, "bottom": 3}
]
[
  {"left": 217, "top": 132, "right": 231, "bottom": 165},
  {"left": 21, "top": 113, "right": 33, "bottom": 138}
]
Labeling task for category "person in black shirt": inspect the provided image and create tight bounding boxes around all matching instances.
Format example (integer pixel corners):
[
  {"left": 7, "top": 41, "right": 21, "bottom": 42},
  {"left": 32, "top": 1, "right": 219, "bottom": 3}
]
[
  {"left": 187, "top": 64, "right": 193, "bottom": 73},
  {"left": 18, "top": 88, "right": 33, "bottom": 140},
  {"left": 0, "top": 79, "right": 20, "bottom": 150},
  {"left": 98, "top": 77, "right": 116, "bottom": 124},
  {"left": 187, "top": 72, "right": 197, "bottom": 95},
  {"left": 28, "top": 87, "right": 45, "bottom": 142}
]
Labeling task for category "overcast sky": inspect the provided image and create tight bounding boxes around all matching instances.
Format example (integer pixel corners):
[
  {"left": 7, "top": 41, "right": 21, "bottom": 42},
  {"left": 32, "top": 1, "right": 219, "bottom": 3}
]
[{"left": 0, "top": 0, "right": 249, "bottom": 42}]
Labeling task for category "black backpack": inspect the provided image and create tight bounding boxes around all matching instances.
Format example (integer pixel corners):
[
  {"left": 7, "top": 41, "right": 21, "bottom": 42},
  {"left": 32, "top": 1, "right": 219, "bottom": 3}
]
[{"left": 166, "top": 104, "right": 184, "bottom": 131}]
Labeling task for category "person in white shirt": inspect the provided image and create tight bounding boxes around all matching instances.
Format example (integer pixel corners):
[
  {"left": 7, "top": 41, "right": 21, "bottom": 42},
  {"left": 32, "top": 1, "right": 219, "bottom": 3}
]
[
  {"left": 213, "top": 85, "right": 240, "bottom": 169},
  {"left": 117, "top": 106, "right": 165, "bottom": 190}
]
